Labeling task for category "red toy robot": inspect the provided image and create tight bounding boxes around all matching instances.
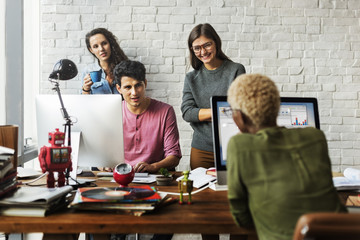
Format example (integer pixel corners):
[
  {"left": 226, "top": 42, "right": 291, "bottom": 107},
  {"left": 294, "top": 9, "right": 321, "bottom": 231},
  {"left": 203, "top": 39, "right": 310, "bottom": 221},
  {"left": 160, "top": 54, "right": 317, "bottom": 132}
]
[{"left": 38, "top": 128, "right": 72, "bottom": 188}]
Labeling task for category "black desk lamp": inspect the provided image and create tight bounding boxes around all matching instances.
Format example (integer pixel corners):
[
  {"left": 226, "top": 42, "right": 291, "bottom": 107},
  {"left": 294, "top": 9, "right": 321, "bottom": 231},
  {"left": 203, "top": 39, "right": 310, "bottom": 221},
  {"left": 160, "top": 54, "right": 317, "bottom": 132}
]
[{"left": 48, "top": 59, "right": 78, "bottom": 184}]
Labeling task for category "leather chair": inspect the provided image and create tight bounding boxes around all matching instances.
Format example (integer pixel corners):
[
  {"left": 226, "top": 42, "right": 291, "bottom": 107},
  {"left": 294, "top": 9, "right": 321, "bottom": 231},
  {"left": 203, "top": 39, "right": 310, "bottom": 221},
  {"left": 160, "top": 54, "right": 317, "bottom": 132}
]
[{"left": 293, "top": 212, "right": 360, "bottom": 240}]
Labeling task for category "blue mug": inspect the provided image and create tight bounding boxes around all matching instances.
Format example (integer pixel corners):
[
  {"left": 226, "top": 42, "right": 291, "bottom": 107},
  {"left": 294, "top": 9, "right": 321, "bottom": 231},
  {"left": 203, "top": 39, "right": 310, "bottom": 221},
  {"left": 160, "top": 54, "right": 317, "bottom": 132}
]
[{"left": 90, "top": 70, "right": 102, "bottom": 83}]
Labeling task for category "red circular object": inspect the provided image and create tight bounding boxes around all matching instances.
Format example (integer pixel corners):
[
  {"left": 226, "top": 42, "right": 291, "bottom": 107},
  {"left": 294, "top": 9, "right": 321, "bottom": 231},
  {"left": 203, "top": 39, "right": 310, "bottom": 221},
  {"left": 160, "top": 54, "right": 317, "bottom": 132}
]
[{"left": 113, "top": 163, "right": 135, "bottom": 187}]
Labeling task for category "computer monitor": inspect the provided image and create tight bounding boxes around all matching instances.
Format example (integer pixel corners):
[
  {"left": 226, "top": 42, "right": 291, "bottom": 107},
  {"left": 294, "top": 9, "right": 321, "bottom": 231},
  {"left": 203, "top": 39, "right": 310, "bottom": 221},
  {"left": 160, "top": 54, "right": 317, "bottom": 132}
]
[
  {"left": 211, "top": 96, "right": 236, "bottom": 188},
  {"left": 36, "top": 95, "right": 124, "bottom": 174},
  {"left": 211, "top": 96, "right": 320, "bottom": 187}
]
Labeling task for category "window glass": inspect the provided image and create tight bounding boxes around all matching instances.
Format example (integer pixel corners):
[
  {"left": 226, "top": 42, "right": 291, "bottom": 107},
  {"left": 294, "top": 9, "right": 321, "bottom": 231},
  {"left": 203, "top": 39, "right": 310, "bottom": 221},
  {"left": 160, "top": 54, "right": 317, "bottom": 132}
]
[
  {"left": 24, "top": 0, "right": 40, "bottom": 147},
  {"left": 0, "top": 1, "right": 5, "bottom": 125},
  {"left": 23, "top": 1, "right": 40, "bottom": 167}
]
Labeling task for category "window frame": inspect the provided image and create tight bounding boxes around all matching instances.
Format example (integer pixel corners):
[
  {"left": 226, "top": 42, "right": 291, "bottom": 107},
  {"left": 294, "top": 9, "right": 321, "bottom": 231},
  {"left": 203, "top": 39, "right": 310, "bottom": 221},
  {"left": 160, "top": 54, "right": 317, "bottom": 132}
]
[{"left": 3, "top": 0, "right": 40, "bottom": 166}]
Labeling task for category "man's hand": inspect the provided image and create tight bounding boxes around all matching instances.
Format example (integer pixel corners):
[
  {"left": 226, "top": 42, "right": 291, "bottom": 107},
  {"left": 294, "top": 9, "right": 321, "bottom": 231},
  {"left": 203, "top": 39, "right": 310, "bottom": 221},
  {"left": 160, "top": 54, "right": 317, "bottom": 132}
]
[
  {"left": 133, "top": 155, "right": 179, "bottom": 174},
  {"left": 134, "top": 162, "right": 157, "bottom": 173}
]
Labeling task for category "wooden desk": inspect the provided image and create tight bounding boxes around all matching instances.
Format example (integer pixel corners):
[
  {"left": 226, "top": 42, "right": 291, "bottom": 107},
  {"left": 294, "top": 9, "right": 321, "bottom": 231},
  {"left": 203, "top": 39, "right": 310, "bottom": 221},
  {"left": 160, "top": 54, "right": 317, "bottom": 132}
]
[{"left": 0, "top": 174, "right": 257, "bottom": 236}]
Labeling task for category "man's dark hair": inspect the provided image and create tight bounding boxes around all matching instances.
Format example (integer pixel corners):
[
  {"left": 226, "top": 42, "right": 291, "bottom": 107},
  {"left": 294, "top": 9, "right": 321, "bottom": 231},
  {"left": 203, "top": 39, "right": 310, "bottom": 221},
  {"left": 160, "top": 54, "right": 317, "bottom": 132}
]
[{"left": 114, "top": 60, "right": 146, "bottom": 87}]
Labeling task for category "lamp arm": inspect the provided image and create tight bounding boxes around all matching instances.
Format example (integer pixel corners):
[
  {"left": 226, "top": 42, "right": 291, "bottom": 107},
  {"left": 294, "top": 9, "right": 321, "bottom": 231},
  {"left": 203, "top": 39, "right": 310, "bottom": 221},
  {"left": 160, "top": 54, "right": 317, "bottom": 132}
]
[
  {"left": 52, "top": 80, "right": 72, "bottom": 147},
  {"left": 53, "top": 82, "right": 70, "bottom": 121}
]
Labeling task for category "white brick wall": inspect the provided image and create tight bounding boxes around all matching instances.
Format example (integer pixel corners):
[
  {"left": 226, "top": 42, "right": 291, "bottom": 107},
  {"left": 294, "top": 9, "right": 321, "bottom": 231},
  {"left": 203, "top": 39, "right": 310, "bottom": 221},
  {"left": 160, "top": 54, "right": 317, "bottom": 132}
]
[{"left": 41, "top": 0, "right": 360, "bottom": 172}]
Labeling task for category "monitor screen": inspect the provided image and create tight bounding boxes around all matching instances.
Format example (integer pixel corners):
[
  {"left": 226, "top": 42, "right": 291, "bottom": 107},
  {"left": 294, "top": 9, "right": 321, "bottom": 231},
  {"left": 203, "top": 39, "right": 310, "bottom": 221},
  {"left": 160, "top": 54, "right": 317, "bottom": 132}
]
[
  {"left": 36, "top": 95, "right": 124, "bottom": 171},
  {"left": 211, "top": 96, "right": 320, "bottom": 186},
  {"left": 278, "top": 97, "right": 320, "bottom": 129},
  {"left": 211, "top": 96, "right": 235, "bottom": 186}
]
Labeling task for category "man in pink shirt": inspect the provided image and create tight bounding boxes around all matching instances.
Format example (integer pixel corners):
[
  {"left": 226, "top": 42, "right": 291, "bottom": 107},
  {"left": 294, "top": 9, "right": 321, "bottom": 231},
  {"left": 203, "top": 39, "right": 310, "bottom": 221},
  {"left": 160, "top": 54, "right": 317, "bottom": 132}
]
[
  {"left": 44, "top": 63, "right": 178, "bottom": 240},
  {"left": 114, "top": 60, "right": 182, "bottom": 173}
]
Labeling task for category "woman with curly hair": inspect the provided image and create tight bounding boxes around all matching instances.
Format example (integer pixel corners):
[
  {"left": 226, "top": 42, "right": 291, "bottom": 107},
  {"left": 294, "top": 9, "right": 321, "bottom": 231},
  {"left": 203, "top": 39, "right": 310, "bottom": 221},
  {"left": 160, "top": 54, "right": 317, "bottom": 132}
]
[
  {"left": 227, "top": 74, "right": 346, "bottom": 240},
  {"left": 81, "top": 28, "right": 128, "bottom": 94}
]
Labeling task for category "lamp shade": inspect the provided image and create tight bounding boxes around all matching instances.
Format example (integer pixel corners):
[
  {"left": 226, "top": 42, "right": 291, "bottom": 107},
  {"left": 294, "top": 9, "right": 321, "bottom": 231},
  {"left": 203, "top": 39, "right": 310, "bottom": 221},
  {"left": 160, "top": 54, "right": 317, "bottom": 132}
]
[{"left": 49, "top": 59, "right": 78, "bottom": 80}]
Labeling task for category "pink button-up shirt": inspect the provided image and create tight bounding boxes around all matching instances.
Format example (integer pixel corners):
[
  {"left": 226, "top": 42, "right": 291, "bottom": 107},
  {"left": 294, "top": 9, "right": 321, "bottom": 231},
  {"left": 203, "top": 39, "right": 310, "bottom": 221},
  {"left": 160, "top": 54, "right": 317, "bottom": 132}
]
[{"left": 122, "top": 99, "right": 182, "bottom": 167}]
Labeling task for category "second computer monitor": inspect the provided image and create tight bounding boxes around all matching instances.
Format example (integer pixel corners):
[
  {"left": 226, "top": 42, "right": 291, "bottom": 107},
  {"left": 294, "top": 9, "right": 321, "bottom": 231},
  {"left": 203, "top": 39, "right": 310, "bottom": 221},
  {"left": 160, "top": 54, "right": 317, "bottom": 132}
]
[
  {"left": 211, "top": 96, "right": 320, "bottom": 186},
  {"left": 278, "top": 97, "right": 320, "bottom": 129}
]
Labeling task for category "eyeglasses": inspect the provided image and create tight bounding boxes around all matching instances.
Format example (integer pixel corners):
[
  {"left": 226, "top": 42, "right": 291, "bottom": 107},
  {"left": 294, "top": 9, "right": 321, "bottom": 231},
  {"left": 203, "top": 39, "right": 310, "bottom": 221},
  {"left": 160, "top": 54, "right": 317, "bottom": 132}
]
[
  {"left": 191, "top": 42, "right": 213, "bottom": 53},
  {"left": 222, "top": 107, "right": 240, "bottom": 118}
]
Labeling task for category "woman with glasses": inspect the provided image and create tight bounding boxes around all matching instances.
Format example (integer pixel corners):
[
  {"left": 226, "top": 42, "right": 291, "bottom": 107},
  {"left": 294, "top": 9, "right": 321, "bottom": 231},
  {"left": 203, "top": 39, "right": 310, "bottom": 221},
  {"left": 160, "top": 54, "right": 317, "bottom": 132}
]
[
  {"left": 81, "top": 28, "right": 128, "bottom": 94},
  {"left": 181, "top": 23, "right": 246, "bottom": 170}
]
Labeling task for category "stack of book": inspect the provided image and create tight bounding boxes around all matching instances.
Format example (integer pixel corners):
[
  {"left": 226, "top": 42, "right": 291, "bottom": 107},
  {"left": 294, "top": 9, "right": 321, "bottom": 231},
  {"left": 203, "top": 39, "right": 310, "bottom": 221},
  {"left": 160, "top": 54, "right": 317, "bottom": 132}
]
[
  {"left": 0, "top": 146, "right": 18, "bottom": 198},
  {"left": 69, "top": 185, "right": 169, "bottom": 216},
  {"left": 333, "top": 167, "right": 360, "bottom": 191},
  {"left": 0, "top": 185, "right": 73, "bottom": 217}
]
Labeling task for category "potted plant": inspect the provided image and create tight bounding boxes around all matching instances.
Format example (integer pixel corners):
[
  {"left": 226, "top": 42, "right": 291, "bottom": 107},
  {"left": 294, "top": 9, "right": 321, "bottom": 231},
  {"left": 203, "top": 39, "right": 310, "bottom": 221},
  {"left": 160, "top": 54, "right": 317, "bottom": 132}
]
[{"left": 156, "top": 168, "right": 173, "bottom": 186}]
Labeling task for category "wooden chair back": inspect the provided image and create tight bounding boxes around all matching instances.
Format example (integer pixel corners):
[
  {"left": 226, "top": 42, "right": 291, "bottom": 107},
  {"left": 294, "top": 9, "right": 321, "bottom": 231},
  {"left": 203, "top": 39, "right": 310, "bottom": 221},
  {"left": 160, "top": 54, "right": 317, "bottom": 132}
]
[{"left": 293, "top": 212, "right": 360, "bottom": 240}]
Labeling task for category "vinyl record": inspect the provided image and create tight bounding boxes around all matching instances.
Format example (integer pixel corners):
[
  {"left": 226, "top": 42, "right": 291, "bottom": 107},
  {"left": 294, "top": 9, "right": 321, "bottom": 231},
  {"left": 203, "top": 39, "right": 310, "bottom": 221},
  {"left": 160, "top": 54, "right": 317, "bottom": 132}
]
[{"left": 81, "top": 187, "right": 155, "bottom": 200}]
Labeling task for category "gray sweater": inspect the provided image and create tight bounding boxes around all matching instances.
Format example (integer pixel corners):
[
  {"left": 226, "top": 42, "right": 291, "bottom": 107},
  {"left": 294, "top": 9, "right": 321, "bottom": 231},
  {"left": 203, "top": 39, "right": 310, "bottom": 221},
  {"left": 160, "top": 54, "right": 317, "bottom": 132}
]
[{"left": 181, "top": 60, "right": 246, "bottom": 152}]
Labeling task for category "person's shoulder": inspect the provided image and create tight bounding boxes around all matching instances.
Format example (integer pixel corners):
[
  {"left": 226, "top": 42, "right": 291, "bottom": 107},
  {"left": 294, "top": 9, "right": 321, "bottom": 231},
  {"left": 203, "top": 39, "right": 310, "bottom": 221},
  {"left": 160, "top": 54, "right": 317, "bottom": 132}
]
[
  {"left": 148, "top": 99, "right": 176, "bottom": 120},
  {"left": 294, "top": 127, "right": 325, "bottom": 137},
  {"left": 229, "top": 133, "right": 255, "bottom": 146},
  {"left": 224, "top": 60, "right": 245, "bottom": 72},
  {"left": 225, "top": 59, "right": 241, "bottom": 66},
  {"left": 285, "top": 126, "right": 322, "bottom": 134},
  {"left": 281, "top": 127, "right": 326, "bottom": 142},
  {"left": 185, "top": 68, "right": 201, "bottom": 80},
  {"left": 227, "top": 133, "right": 260, "bottom": 155},
  {"left": 150, "top": 98, "right": 173, "bottom": 111}
]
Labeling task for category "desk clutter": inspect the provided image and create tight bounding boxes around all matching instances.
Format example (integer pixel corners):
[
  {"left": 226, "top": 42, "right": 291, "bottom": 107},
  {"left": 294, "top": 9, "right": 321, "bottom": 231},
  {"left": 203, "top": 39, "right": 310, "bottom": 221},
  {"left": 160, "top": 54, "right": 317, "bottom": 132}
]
[
  {"left": 0, "top": 186, "right": 73, "bottom": 217},
  {"left": 0, "top": 168, "right": 216, "bottom": 218},
  {"left": 69, "top": 185, "right": 174, "bottom": 216},
  {"left": 176, "top": 167, "right": 216, "bottom": 189},
  {"left": 0, "top": 146, "right": 18, "bottom": 198},
  {"left": 0, "top": 166, "right": 184, "bottom": 217},
  {"left": 0, "top": 183, "right": 175, "bottom": 217}
]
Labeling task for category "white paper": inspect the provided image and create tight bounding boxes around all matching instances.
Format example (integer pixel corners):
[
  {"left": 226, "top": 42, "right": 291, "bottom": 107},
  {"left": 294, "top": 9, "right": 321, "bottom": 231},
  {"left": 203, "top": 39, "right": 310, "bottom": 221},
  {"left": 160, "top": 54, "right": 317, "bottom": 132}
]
[
  {"left": 17, "top": 167, "right": 42, "bottom": 178},
  {"left": 0, "top": 146, "right": 14, "bottom": 155},
  {"left": 132, "top": 174, "right": 157, "bottom": 184}
]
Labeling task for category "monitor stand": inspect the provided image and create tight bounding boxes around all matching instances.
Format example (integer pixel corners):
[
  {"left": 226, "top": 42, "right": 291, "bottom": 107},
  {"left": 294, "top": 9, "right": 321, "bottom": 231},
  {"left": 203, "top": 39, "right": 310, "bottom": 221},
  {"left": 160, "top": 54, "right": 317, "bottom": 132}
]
[
  {"left": 69, "top": 131, "right": 81, "bottom": 182},
  {"left": 212, "top": 169, "right": 228, "bottom": 191},
  {"left": 68, "top": 131, "right": 96, "bottom": 186},
  {"left": 209, "top": 182, "right": 228, "bottom": 191}
]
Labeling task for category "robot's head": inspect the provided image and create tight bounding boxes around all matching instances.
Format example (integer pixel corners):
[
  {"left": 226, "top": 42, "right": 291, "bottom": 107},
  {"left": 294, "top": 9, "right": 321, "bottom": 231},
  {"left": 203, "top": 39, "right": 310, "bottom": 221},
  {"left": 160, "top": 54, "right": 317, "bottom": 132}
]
[{"left": 48, "top": 128, "right": 65, "bottom": 146}]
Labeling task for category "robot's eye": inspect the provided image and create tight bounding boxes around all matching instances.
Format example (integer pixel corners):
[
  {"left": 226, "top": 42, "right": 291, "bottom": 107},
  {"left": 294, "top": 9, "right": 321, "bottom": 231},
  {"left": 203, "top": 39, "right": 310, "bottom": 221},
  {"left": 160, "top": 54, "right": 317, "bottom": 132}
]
[{"left": 61, "top": 135, "right": 65, "bottom": 139}]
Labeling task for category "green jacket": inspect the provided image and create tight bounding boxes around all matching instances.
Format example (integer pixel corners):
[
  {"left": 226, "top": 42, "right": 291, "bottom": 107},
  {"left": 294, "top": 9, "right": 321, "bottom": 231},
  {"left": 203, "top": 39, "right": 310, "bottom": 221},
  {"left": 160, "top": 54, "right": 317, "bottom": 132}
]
[{"left": 227, "top": 127, "right": 346, "bottom": 240}]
